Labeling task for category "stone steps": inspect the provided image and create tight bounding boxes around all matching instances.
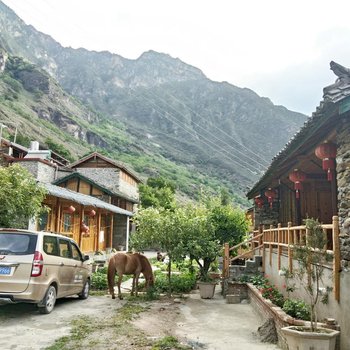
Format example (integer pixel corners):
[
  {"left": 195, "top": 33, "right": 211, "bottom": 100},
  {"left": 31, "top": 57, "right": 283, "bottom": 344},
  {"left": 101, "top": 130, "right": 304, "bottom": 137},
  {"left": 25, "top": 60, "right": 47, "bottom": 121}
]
[{"left": 229, "top": 255, "right": 263, "bottom": 280}]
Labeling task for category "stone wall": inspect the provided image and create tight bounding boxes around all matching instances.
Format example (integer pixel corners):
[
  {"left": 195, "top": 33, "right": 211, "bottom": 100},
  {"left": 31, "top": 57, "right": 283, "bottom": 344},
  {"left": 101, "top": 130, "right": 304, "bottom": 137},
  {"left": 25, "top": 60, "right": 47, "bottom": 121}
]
[
  {"left": 254, "top": 201, "right": 279, "bottom": 230},
  {"left": 77, "top": 168, "right": 139, "bottom": 202},
  {"left": 18, "top": 160, "right": 56, "bottom": 183},
  {"left": 336, "top": 120, "right": 350, "bottom": 263}
]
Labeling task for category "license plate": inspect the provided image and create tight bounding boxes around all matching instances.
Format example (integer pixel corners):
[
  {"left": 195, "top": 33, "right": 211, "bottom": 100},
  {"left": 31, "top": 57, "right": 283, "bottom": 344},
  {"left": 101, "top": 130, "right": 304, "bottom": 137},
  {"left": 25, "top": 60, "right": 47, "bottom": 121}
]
[{"left": 0, "top": 266, "right": 11, "bottom": 275}]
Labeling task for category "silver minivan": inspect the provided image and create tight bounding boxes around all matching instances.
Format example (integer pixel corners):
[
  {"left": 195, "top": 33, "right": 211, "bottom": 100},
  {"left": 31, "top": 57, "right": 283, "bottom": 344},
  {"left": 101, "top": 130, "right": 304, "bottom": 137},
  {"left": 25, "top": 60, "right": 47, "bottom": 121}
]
[{"left": 0, "top": 229, "right": 91, "bottom": 314}]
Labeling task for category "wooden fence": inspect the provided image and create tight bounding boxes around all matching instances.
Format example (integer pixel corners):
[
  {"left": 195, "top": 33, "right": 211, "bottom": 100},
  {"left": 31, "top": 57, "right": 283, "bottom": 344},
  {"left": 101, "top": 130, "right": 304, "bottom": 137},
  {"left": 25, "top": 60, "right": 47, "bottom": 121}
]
[{"left": 223, "top": 216, "right": 340, "bottom": 301}]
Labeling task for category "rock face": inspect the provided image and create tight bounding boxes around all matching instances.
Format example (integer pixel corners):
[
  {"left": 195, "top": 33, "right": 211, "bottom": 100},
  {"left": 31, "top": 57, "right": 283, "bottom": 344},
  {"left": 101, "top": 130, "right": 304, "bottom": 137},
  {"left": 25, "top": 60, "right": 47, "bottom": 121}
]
[{"left": 0, "top": 0, "right": 308, "bottom": 197}]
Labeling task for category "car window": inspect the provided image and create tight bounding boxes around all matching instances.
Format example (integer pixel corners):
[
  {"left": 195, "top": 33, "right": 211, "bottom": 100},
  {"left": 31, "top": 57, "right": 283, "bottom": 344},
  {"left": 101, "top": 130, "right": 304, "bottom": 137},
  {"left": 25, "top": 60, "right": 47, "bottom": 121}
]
[
  {"left": 0, "top": 233, "right": 37, "bottom": 255},
  {"left": 43, "top": 236, "right": 59, "bottom": 256},
  {"left": 71, "top": 242, "right": 83, "bottom": 261},
  {"left": 58, "top": 238, "right": 72, "bottom": 259}
]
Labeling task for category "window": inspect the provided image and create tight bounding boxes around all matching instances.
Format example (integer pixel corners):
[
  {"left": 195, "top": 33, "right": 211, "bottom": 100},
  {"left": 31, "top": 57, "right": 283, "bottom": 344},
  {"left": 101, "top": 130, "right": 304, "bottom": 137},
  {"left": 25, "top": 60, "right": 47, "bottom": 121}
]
[
  {"left": 71, "top": 242, "right": 83, "bottom": 261},
  {"left": 58, "top": 238, "right": 72, "bottom": 258},
  {"left": 0, "top": 233, "right": 37, "bottom": 255},
  {"left": 63, "top": 213, "right": 72, "bottom": 232},
  {"left": 43, "top": 236, "right": 59, "bottom": 256}
]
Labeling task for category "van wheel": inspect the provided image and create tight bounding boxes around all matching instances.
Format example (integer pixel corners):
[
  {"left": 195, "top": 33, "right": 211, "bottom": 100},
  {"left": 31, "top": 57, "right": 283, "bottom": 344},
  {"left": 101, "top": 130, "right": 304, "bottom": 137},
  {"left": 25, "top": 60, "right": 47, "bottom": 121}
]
[
  {"left": 78, "top": 280, "right": 90, "bottom": 299},
  {"left": 38, "top": 285, "right": 56, "bottom": 314}
]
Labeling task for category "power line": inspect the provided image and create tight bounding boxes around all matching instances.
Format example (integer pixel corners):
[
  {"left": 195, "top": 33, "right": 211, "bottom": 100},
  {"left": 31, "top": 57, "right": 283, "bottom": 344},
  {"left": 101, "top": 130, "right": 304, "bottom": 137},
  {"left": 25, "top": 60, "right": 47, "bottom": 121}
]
[
  {"left": 163, "top": 89, "right": 271, "bottom": 164},
  {"left": 132, "top": 90, "right": 262, "bottom": 177},
  {"left": 140, "top": 88, "right": 268, "bottom": 171}
]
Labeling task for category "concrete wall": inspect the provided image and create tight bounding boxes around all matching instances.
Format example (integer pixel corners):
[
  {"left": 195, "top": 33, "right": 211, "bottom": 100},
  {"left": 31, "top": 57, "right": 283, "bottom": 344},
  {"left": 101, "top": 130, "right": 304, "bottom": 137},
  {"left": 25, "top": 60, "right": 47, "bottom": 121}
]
[{"left": 264, "top": 251, "right": 348, "bottom": 350}]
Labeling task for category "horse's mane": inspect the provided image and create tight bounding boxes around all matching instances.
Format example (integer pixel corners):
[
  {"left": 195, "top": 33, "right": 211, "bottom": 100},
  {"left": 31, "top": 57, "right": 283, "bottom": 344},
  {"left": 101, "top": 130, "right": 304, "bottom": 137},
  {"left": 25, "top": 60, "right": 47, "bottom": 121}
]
[{"left": 136, "top": 253, "right": 152, "bottom": 271}]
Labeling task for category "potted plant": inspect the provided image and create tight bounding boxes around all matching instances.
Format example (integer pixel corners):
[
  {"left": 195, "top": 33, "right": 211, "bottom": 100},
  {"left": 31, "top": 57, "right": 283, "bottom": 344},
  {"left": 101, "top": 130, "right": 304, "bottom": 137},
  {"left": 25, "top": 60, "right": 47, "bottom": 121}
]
[{"left": 281, "top": 218, "right": 340, "bottom": 350}]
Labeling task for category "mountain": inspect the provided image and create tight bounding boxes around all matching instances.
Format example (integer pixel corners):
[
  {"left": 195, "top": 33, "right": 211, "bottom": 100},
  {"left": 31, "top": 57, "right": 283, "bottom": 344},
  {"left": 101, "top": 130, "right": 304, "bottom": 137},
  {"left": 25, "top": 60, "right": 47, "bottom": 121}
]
[{"left": 0, "top": 1, "right": 307, "bottom": 205}]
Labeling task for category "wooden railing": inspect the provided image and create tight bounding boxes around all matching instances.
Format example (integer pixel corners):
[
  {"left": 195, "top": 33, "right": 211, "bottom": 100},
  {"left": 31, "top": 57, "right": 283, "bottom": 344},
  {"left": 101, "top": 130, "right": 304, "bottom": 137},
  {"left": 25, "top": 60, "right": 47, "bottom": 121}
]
[{"left": 222, "top": 216, "right": 341, "bottom": 301}]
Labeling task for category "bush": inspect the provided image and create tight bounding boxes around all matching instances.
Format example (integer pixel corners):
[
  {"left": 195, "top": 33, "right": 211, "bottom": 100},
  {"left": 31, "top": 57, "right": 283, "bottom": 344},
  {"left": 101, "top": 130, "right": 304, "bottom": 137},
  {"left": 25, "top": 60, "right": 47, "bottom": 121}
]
[
  {"left": 282, "top": 299, "right": 311, "bottom": 321},
  {"left": 151, "top": 271, "right": 196, "bottom": 294},
  {"left": 91, "top": 271, "right": 108, "bottom": 290}
]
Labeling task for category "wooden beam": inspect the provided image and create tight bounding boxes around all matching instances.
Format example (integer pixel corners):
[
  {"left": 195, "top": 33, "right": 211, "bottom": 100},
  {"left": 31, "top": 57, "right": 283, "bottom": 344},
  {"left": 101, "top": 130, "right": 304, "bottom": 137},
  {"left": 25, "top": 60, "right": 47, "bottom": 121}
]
[{"left": 277, "top": 223, "right": 282, "bottom": 270}]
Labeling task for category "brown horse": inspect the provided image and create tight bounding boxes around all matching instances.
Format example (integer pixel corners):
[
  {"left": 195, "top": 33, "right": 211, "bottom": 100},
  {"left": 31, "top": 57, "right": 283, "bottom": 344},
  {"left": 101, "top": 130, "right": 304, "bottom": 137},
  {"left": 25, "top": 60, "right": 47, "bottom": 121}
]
[{"left": 107, "top": 253, "right": 154, "bottom": 299}]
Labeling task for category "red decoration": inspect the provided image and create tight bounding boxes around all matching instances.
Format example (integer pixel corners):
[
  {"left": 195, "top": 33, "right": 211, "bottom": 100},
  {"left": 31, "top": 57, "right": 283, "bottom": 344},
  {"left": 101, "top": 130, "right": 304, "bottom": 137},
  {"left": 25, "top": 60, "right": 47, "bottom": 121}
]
[
  {"left": 264, "top": 188, "right": 276, "bottom": 208},
  {"left": 67, "top": 205, "right": 76, "bottom": 214},
  {"left": 289, "top": 169, "right": 307, "bottom": 199},
  {"left": 88, "top": 209, "right": 96, "bottom": 217},
  {"left": 81, "top": 223, "right": 89, "bottom": 233},
  {"left": 315, "top": 142, "right": 337, "bottom": 181},
  {"left": 254, "top": 196, "right": 264, "bottom": 208}
]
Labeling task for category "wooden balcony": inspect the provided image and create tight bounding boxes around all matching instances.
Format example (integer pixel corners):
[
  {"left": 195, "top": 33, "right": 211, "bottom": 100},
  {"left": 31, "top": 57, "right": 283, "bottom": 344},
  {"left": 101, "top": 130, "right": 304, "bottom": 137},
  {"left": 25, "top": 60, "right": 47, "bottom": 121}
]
[{"left": 223, "top": 216, "right": 341, "bottom": 301}]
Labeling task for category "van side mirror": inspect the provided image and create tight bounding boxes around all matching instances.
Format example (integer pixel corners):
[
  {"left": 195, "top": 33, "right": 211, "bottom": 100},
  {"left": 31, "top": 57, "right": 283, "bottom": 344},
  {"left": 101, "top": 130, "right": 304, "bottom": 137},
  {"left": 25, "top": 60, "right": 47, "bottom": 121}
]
[{"left": 83, "top": 255, "right": 90, "bottom": 262}]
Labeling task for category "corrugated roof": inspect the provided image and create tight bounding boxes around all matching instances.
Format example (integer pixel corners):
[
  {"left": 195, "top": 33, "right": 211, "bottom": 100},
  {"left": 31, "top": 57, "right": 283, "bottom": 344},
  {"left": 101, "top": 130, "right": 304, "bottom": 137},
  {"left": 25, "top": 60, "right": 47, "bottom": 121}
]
[{"left": 42, "top": 182, "right": 133, "bottom": 216}]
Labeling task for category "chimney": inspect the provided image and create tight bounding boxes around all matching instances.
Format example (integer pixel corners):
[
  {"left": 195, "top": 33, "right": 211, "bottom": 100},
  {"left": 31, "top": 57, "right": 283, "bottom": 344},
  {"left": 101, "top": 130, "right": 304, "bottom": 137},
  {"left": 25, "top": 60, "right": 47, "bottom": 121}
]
[
  {"left": 30, "top": 141, "right": 40, "bottom": 151},
  {"left": 25, "top": 140, "right": 51, "bottom": 160}
]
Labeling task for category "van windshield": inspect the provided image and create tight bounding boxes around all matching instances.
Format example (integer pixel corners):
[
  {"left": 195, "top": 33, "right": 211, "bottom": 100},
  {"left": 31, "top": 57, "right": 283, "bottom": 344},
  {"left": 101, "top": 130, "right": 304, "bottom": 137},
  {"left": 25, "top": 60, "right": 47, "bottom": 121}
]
[{"left": 0, "top": 233, "right": 37, "bottom": 255}]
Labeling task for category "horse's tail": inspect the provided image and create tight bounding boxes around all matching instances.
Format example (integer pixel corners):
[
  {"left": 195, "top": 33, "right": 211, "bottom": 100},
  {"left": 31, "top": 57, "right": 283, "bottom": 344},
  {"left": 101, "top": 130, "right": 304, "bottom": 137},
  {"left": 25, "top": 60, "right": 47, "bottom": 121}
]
[{"left": 107, "top": 257, "right": 116, "bottom": 298}]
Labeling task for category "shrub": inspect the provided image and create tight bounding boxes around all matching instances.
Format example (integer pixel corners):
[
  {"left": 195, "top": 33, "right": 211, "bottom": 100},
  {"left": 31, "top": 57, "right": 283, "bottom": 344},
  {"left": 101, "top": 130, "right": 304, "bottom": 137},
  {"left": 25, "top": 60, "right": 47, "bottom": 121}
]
[
  {"left": 151, "top": 271, "right": 196, "bottom": 294},
  {"left": 91, "top": 271, "right": 108, "bottom": 290},
  {"left": 283, "top": 299, "right": 311, "bottom": 321},
  {"left": 260, "top": 285, "right": 285, "bottom": 307}
]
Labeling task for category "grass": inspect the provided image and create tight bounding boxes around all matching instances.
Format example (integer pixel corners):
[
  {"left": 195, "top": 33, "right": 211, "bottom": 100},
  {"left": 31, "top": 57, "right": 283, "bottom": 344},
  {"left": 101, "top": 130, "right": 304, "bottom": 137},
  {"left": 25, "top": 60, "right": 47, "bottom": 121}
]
[{"left": 45, "top": 300, "right": 188, "bottom": 350}]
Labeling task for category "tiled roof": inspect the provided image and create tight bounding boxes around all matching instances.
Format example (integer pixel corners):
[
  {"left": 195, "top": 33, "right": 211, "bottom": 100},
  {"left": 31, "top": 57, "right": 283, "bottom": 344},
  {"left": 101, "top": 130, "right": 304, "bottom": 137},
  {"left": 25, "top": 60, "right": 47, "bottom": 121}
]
[
  {"left": 247, "top": 61, "right": 350, "bottom": 198},
  {"left": 42, "top": 182, "right": 133, "bottom": 216}
]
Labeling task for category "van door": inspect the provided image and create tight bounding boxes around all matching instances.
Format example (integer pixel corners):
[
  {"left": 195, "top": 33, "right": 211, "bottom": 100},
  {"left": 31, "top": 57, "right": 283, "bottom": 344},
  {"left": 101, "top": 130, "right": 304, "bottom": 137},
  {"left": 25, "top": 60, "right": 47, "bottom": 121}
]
[
  {"left": 57, "top": 238, "right": 75, "bottom": 296},
  {"left": 69, "top": 242, "right": 86, "bottom": 294},
  {"left": 0, "top": 232, "right": 37, "bottom": 293}
]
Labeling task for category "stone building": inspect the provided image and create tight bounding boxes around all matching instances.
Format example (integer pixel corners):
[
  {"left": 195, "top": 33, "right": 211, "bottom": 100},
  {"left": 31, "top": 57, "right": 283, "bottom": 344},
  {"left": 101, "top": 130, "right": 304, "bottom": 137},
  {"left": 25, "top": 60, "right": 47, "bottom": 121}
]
[{"left": 0, "top": 140, "right": 139, "bottom": 253}]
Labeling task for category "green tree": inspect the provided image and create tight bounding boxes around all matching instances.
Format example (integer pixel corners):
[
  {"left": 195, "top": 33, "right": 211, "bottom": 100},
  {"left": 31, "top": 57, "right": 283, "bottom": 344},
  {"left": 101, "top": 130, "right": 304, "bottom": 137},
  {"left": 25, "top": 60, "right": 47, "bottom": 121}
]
[
  {"left": 131, "top": 206, "right": 186, "bottom": 295},
  {"left": 0, "top": 164, "right": 47, "bottom": 228},
  {"left": 139, "top": 176, "right": 176, "bottom": 209}
]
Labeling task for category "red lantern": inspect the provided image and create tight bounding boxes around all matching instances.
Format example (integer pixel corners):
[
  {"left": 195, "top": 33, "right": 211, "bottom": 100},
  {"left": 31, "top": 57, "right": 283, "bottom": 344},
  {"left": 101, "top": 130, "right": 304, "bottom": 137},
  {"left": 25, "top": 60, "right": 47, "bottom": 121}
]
[
  {"left": 88, "top": 209, "right": 96, "bottom": 217},
  {"left": 67, "top": 205, "right": 76, "bottom": 214},
  {"left": 264, "top": 188, "right": 276, "bottom": 208},
  {"left": 289, "top": 169, "right": 307, "bottom": 199},
  {"left": 81, "top": 223, "right": 89, "bottom": 233},
  {"left": 254, "top": 195, "right": 264, "bottom": 208},
  {"left": 315, "top": 142, "right": 337, "bottom": 181}
]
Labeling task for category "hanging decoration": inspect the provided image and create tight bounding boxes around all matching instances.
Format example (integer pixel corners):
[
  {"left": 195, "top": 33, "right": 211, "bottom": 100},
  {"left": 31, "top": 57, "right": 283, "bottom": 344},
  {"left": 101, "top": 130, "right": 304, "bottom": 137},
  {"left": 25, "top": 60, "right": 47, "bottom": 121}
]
[
  {"left": 264, "top": 188, "right": 276, "bottom": 208},
  {"left": 289, "top": 169, "right": 307, "bottom": 199},
  {"left": 67, "top": 205, "right": 76, "bottom": 214},
  {"left": 254, "top": 195, "right": 264, "bottom": 208},
  {"left": 88, "top": 209, "right": 96, "bottom": 217},
  {"left": 315, "top": 141, "right": 337, "bottom": 181},
  {"left": 81, "top": 223, "right": 90, "bottom": 237}
]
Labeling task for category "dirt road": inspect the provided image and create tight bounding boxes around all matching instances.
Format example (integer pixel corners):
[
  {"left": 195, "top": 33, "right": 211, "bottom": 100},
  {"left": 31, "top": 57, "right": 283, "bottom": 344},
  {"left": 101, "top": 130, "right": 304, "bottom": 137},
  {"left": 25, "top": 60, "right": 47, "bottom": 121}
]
[{"left": 0, "top": 288, "right": 280, "bottom": 350}]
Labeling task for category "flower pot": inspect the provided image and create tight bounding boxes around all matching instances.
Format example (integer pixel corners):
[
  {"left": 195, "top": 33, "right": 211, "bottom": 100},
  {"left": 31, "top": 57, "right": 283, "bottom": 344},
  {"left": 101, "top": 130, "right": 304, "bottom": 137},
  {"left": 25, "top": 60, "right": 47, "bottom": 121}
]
[
  {"left": 281, "top": 326, "right": 339, "bottom": 350},
  {"left": 197, "top": 281, "right": 216, "bottom": 299}
]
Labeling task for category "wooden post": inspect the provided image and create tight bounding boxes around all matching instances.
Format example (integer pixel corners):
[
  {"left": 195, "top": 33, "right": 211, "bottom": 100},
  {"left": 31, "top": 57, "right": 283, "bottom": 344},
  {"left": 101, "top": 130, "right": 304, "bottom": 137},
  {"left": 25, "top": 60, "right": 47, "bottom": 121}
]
[
  {"left": 287, "top": 222, "right": 293, "bottom": 272},
  {"left": 333, "top": 216, "right": 340, "bottom": 302},
  {"left": 54, "top": 198, "right": 61, "bottom": 233},
  {"left": 223, "top": 243, "right": 230, "bottom": 278},
  {"left": 269, "top": 225, "right": 273, "bottom": 266},
  {"left": 110, "top": 213, "right": 114, "bottom": 249},
  {"left": 258, "top": 225, "right": 263, "bottom": 255},
  {"left": 278, "top": 223, "right": 282, "bottom": 271},
  {"left": 78, "top": 205, "right": 84, "bottom": 248}
]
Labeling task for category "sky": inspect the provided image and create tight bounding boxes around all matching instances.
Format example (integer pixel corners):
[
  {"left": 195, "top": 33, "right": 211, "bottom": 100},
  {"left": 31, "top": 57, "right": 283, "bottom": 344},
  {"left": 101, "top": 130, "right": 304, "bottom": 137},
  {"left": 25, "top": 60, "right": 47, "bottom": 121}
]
[{"left": 3, "top": 0, "right": 350, "bottom": 115}]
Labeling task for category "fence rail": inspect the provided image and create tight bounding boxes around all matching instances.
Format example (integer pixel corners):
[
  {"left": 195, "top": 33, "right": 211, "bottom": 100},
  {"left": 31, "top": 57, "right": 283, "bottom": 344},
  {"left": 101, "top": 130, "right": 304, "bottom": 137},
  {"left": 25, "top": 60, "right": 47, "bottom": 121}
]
[{"left": 222, "top": 216, "right": 340, "bottom": 301}]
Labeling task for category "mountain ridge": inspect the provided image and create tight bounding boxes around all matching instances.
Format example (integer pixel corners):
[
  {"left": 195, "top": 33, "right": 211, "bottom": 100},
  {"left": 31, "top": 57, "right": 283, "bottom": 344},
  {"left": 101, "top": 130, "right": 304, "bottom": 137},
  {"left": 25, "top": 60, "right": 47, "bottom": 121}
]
[{"left": 0, "top": 0, "right": 307, "bottom": 205}]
